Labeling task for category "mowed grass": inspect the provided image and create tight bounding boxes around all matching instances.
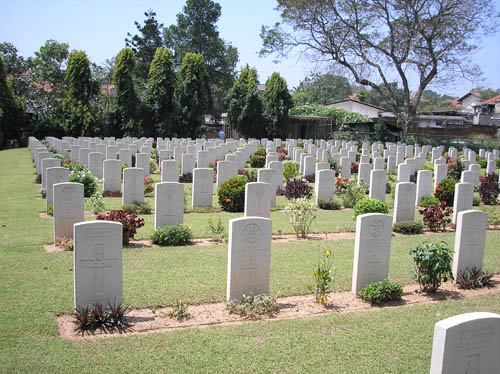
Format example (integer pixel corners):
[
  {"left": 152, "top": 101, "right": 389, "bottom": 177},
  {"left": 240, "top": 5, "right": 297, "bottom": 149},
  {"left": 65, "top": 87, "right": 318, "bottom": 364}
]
[{"left": 1, "top": 147, "right": 500, "bottom": 374}]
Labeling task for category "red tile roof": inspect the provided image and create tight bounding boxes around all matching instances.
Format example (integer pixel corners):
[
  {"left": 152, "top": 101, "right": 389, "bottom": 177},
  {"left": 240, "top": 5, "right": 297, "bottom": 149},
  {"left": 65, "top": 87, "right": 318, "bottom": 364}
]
[{"left": 479, "top": 95, "right": 500, "bottom": 105}]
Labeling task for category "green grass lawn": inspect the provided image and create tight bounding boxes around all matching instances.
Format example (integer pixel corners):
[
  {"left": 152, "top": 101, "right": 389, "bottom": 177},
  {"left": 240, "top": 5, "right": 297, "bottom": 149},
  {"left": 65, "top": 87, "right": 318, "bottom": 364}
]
[{"left": 1, "top": 147, "right": 499, "bottom": 373}]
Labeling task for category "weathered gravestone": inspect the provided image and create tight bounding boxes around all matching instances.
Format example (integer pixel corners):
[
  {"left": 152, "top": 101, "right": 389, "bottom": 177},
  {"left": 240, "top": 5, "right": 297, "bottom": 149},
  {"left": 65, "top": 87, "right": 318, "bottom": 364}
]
[
  {"left": 41, "top": 158, "right": 61, "bottom": 190},
  {"left": 227, "top": 217, "right": 272, "bottom": 301},
  {"left": 369, "top": 170, "right": 387, "bottom": 202},
  {"left": 429, "top": 312, "right": 500, "bottom": 374},
  {"left": 257, "top": 168, "right": 279, "bottom": 208},
  {"left": 216, "top": 161, "right": 236, "bottom": 187},
  {"left": 182, "top": 153, "right": 195, "bottom": 176},
  {"left": 103, "top": 159, "right": 122, "bottom": 193},
  {"left": 244, "top": 182, "right": 273, "bottom": 218},
  {"left": 397, "top": 163, "right": 412, "bottom": 183},
  {"left": 374, "top": 157, "right": 385, "bottom": 170},
  {"left": 192, "top": 168, "right": 213, "bottom": 207},
  {"left": 79, "top": 148, "right": 91, "bottom": 167},
  {"left": 161, "top": 160, "right": 179, "bottom": 182},
  {"left": 358, "top": 163, "right": 372, "bottom": 186},
  {"left": 434, "top": 164, "right": 448, "bottom": 191},
  {"left": 340, "top": 157, "right": 351, "bottom": 179},
  {"left": 136, "top": 153, "right": 150, "bottom": 177},
  {"left": 53, "top": 182, "right": 84, "bottom": 242},
  {"left": 197, "top": 150, "right": 210, "bottom": 168},
  {"left": 88, "top": 152, "right": 105, "bottom": 179},
  {"left": 119, "top": 149, "right": 132, "bottom": 167},
  {"left": 73, "top": 221, "right": 123, "bottom": 309},
  {"left": 453, "top": 210, "right": 488, "bottom": 278},
  {"left": 452, "top": 182, "right": 474, "bottom": 224},
  {"left": 70, "top": 145, "right": 81, "bottom": 163},
  {"left": 415, "top": 170, "right": 433, "bottom": 205},
  {"left": 155, "top": 182, "right": 184, "bottom": 228},
  {"left": 352, "top": 213, "right": 392, "bottom": 294},
  {"left": 315, "top": 169, "right": 335, "bottom": 205},
  {"left": 122, "top": 168, "right": 144, "bottom": 205},
  {"left": 46, "top": 167, "right": 69, "bottom": 211},
  {"left": 393, "top": 182, "right": 416, "bottom": 224}
]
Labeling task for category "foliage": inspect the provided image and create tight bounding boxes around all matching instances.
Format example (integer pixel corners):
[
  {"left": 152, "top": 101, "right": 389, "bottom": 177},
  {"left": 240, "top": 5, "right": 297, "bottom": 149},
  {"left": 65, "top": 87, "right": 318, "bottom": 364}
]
[
  {"left": 373, "top": 120, "right": 389, "bottom": 142},
  {"left": 285, "top": 197, "right": 317, "bottom": 238},
  {"left": 125, "top": 10, "right": 164, "bottom": 81},
  {"left": 327, "top": 155, "right": 337, "bottom": 170},
  {"left": 62, "top": 50, "right": 98, "bottom": 136},
  {"left": 122, "top": 201, "right": 151, "bottom": 215},
  {"left": 69, "top": 168, "right": 97, "bottom": 198},
  {"left": 55, "top": 236, "right": 73, "bottom": 251},
  {"left": 164, "top": 0, "right": 239, "bottom": 116},
  {"left": 353, "top": 198, "right": 389, "bottom": 219},
  {"left": 250, "top": 153, "right": 266, "bottom": 168},
  {"left": 179, "top": 172, "right": 192, "bottom": 183},
  {"left": 309, "top": 247, "right": 333, "bottom": 306},
  {"left": 350, "top": 161, "right": 358, "bottom": 175},
  {"left": 409, "top": 239, "right": 454, "bottom": 292},
  {"left": 263, "top": 72, "right": 293, "bottom": 137},
  {"left": 337, "top": 180, "right": 367, "bottom": 208},
  {"left": 318, "top": 199, "right": 342, "bottom": 210},
  {"left": 358, "top": 279, "right": 403, "bottom": 304},
  {"left": 434, "top": 178, "right": 456, "bottom": 206},
  {"left": 238, "top": 168, "right": 257, "bottom": 183},
  {"left": 261, "top": 0, "right": 497, "bottom": 133},
  {"left": 284, "top": 178, "right": 312, "bottom": 200},
  {"left": 87, "top": 191, "right": 105, "bottom": 214},
  {"left": 168, "top": 300, "right": 190, "bottom": 321},
  {"left": 283, "top": 160, "right": 300, "bottom": 181},
  {"left": 227, "top": 294, "right": 280, "bottom": 320},
  {"left": 176, "top": 53, "right": 211, "bottom": 138},
  {"left": 419, "top": 196, "right": 440, "bottom": 207},
  {"left": 0, "top": 55, "right": 20, "bottom": 146},
  {"left": 150, "top": 225, "right": 193, "bottom": 246},
  {"left": 456, "top": 268, "right": 494, "bottom": 290},
  {"left": 102, "top": 190, "right": 122, "bottom": 197},
  {"left": 419, "top": 202, "right": 452, "bottom": 232},
  {"left": 480, "top": 205, "right": 500, "bottom": 229},
  {"left": 112, "top": 48, "right": 138, "bottom": 136},
  {"left": 207, "top": 217, "right": 227, "bottom": 242},
  {"left": 289, "top": 104, "right": 371, "bottom": 129},
  {"left": 447, "top": 158, "right": 464, "bottom": 181},
  {"left": 96, "top": 209, "right": 145, "bottom": 243},
  {"left": 292, "top": 73, "right": 352, "bottom": 105},
  {"left": 473, "top": 194, "right": 481, "bottom": 206},
  {"left": 477, "top": 158, "right": 487, "bottom": 168},
  {"left": 217, "top": 175, "right": 248, "bottom": 212},
  {"left": 144, "top": 48, "right": 176, "bottom": 136},
  {"left": 144, "top": 175, "right": 154, "bottom": 195},
  {"left": 392, "top": 221, "right": 424, "bottom": 235},
  {"left": 149, "top": 158, "right": 157, "bottom": 174},
  {"left": 72, "top": 303, "right": 131, "bottom": 335},
  {"left": 479, "top": 173, "right": 500, "bottom": 205},
  {"left": 226, "top": 65, "right": 265, "bottom": 138}
]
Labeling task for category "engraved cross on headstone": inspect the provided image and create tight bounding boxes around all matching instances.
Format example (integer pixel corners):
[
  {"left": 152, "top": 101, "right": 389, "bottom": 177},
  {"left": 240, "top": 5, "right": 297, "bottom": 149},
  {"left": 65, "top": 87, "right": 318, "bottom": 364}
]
[
  {"left": 243, "top": 256, "right": 258, "bottom": 284},
  {"left": 79, "top": 243, "right": 117, "bottom": 301}
]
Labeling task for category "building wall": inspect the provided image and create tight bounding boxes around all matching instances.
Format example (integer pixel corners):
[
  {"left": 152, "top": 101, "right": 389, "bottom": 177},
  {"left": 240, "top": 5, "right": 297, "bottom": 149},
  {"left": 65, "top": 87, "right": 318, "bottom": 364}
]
[
  {"left": 460, "top": 95, "right": 481, "bottom": 111},
  {"left": 327, "top": 101, "right": 380, "bottom": 118}
]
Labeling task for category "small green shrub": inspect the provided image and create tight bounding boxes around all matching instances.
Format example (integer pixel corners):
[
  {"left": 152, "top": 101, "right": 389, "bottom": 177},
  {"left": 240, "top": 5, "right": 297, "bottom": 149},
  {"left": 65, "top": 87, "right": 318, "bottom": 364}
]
[
  {"left": 309, "top": 247, "right": 334, "bottom": 306},
  {"left": 87, "top": 192, "right": 105, "bottom": 214},
  {"left": 353, "top": 198, "right": 389, "bottom": 219},
  {"left": 477, "top": 158, "right": 487, "bottom": 168},
  {"left": 47, "top": 203, "right": 53, "bottom": 216},
  {"left": 337, "top": 180, "right": 367, "bottom": 208},
  {"left": 168, "top": 300, "right": 189, "bottom": 321},
  {"left": 419, "top": 196, "right": 440, "bottom": 207},
  {"left": 207, "top": 217, "right": 227, "bottom": 242},
  {"left": 122, "top": 201, "right": 152, "bottom": 215},
  {"left": 422, "top": 164, "right": 434, "bottom": 172},
  {"left": 285, "top": 198, "right": 317, "bottom": 238},
  {"left": 217, "top": 175, "right": 248, "bottom": 212},
  {"left": 227, "top": 294, "right": 280, "bottom": 319},
  {"left": 149, "top": 159, "right": 157, "bottom": 174},
  {"left": 69, "top": 168, "right": 97, "bottom": 198},
  {"left": 144, "top": 176, "right": 154, "bottom": 196},
  {"left": 283, "top": 160, "right": 300, "bottom": 181},
  {"left": 434, "top": 178, "right": 456, "bottom": 206},
  {"left": 480, "top": 205, "right": 500, "bottom": 228},
  {"left": 72, "top": 303, "right": 131, "bottom": 335},
  {"left": 318, "top": 199, "right": 342, "bottom": 210},
  {"left": 358, "top": 279, "right": 403, "bottom": 304},
  {"left": 456, "top": 268, "right": 494, "bottom": 289},
  {"left": 393, "top": 221, "right": 424, "bottom": 234},
  {"left": 150, "top": 225, "right": 193, "bottom": 246},
  {"left": 472, "top": 194, "right": 481, "bottom": 206},
  {"left": 409, "top": 239, "right": 454, "bottom": 292}
]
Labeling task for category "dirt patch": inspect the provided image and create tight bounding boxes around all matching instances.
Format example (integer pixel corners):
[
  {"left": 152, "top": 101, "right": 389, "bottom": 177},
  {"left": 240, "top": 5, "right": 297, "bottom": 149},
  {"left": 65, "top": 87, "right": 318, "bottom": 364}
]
[
  {"left": 126, "top": 240, "right": 158, "bottom": 249},
  {"left": 39, "top": 212, "right": 53, "bottom": 219},
  {"left": 271, "top": 232, "right": 355, "bottom": 242},
  {"left": 44, "top": 244, "right": 70, "bottom": 253},
  {"left": 58, "top": 276, "right": 500, "bottom": 340}
]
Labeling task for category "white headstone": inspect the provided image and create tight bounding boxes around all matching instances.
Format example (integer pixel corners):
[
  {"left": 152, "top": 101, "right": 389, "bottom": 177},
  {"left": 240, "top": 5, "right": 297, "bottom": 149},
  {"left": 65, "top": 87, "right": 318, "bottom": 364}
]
[
  {"left": 415, "top": 170, "right": 433, "bottom": 205},
  {"left": 216, "top": 161, "right": 236, "bottom": 188},
  {"left": 369, "top": 170, "right": 387, "bottom": 202},
  {"left": 122, "top": 168, "right": 144, "bottom": 205},
  {"left": 136, "top": 153, "right": 150, "bottom": 177},
  {"left": 244, "top": 182, "right": 273, "bottom": 218},
  {"left": 46, "top": 167, "right": 69, "bottom": 211},
  {"left": 452, "top": 182, "right": 474, "bottom": 224},
  {"left": 393, "top": 182, "right": 416, "bottom": 224},
  {"left": 192, "top": 168, "right": 213, "bottom": 207},
  {"left": 227, "top": 217, "right": 272, "bottom": 301},
  {"left": 103, "top": 159, "right": 122, "bottom": 193},
  {"left": 88, "top": 152, "right": 105, "bottom": 179},
  {"left": 53, "top": 182, "right": 84, "bottom": 241},
  {"left": 161, "top": 160, "right": 179, "bottom": 182},
  {"left": 315, "top": 169, "right": 335, "bottom": 205},
  {"left": 73, "top": 221, "right": 123, "bottom": 308},
  {"left": 352, "top": 213, "right": 392, "bottom": 294},
  {"left": 155, "top": 182, "right": 184, "bottom": 228}
]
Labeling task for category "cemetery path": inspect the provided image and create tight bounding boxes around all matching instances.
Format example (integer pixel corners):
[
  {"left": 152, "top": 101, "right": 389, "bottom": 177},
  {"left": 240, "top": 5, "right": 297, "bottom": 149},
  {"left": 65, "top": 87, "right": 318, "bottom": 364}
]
[{"left": 58, "top": 275, "right": 500, "bottom": 340}]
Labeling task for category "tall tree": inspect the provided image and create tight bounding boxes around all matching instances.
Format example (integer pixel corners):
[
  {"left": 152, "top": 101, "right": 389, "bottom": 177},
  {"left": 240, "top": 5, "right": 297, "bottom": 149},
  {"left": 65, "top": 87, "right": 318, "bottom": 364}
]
[
  {"left": 62, "top": 50, "right": 98, "bottom": 136},
  {"left": 32, "top": 39, "right": 69, "bottom": 93},
  {"left": 292, "top": 73, "right": 352, "bottom": 105},
  {"left": 226, "top": 65, "right": 265, "bottom": 138},
  {"left": 125, "top": 10, "right": 164, "bottom": 81},
  {"left": 0, "top": 42, "right": 26, "bottom": 76},
  {"left": 112, "top": 48, "right": 139, "bottom": 136},
  {"left": 0, "top": 55, "right": 18, "bottom": 145},
  {"left": 260, "top": 0, "right": 498, "bottom": 133},
  {"left": 263, "top": 72, "right": 293, "bottom": 138},
  {"left": 176, "top": 52, "right": 210, "bottom": 138},
  {"left": 144, "top": 48, "right": 176, "bottom": 136},
  {"left": 164, "top": 0, "right": 238, "bottom": 115}
]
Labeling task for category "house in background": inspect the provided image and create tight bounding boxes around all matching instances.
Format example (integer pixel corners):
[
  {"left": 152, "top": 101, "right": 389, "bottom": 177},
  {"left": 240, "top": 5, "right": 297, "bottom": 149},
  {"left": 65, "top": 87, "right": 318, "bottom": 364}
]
[
  {"left": 472, "top": 95, "right": 500, "bottom": 126},
  {"left": 324, "top": 99, "right": 386, "bottom": 119},
  {"left": 456, "top": 92, "right": 481, "bottom": 112}
]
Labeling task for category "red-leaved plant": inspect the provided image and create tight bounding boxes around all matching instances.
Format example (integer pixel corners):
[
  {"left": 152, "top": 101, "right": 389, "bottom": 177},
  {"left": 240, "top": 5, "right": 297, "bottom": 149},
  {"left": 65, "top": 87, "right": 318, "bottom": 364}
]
[
  {"left": 479, "top": 173, "right": 500, "bottom": 205},
  {"left": 96, "top": 210, "right": 145, "bottom": 244},
  {"left": 419, "top": 202, "right": 452, "bottom": 232}
]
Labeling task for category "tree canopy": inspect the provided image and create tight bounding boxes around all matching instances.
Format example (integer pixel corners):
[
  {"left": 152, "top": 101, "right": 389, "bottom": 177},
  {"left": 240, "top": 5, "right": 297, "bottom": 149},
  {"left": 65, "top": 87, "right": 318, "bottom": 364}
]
[
  {"left": 263, "top": 72, "right": 293, "bottom": 138},
  {"left": 261, "top": 0, "right": 498, "bottom": 132},
  {"left": 292, "top": 73, "right": 352, "bottom": 105}
]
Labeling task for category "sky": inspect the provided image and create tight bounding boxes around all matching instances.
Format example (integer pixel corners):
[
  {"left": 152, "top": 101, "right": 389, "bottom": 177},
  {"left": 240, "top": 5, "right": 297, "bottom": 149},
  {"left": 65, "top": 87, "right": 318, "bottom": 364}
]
[{"left": 1, "top": 0, "right": 500, "bottom": 97}]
